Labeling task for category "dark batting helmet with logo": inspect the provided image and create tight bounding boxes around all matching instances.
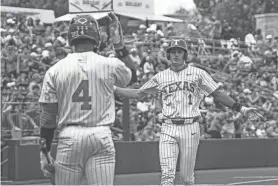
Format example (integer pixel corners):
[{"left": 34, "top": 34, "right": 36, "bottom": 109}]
[
  {"left": 68, "top": 15, "right": 101, "bottom": 47},
  {"left": 166, "top": 39, "right": 188, "bottom": 60}
]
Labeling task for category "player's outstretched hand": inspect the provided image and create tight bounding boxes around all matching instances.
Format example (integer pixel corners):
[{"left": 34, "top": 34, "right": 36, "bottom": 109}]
[
  {"left": 240, "top": 106, "right": 263, "bottom": 121},
  {"left": 107, "top": 12, "right": 124, "bottom": 49}
]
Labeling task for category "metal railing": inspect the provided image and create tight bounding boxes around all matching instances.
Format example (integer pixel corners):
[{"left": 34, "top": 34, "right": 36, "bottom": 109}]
[{"left": 123, "top": 35, "right": 264, "bottom": 58}]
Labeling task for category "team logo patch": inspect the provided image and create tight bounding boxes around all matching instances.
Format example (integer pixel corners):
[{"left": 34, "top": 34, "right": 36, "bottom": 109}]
[{"left": 77, "top": 18, "right": 88, "bottom": 24}]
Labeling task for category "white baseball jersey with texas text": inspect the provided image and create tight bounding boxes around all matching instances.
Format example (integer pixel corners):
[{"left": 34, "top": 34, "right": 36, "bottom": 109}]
[{"left": 141, "top": 66, "right": 219, "bottom": 118}]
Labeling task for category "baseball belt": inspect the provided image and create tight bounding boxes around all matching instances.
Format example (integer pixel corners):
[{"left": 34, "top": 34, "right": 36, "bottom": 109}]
[{"left": 162, "top": 117, "right": 199, "bottom": 125}]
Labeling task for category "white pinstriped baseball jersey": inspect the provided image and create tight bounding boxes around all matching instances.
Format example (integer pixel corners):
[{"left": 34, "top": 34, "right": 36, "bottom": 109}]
[
  {"left": 39, "top": 52, "right": 131, "bottom": 129},
  {"left": 140, "top": 66, "right": 219, "bottom": 118}
]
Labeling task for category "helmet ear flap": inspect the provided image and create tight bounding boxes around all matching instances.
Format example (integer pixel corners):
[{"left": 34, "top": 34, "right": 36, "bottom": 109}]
[{"left": 184, "top": 51, "right": 188, "bottom": 60}]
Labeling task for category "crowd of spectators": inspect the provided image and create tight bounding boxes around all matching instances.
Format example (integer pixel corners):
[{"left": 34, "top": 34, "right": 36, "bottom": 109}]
[
  {"left": 1, "top": 12, "right": 278, "bottom": 146},
  {"left": 194, "top": 0, "right": 278, "bottom": 40}
]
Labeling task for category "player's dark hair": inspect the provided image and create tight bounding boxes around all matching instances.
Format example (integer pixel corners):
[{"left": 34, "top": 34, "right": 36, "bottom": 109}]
[
  {"left": 71, "top": 38, "right": 96, "bottom": 46},
  {"left": 72, "top": 38, "right": 98, "bottom": 52}
]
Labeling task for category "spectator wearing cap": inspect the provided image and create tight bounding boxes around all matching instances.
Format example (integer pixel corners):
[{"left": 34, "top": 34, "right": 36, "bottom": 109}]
[
  {"left": 129, "top": 48, "right": 141, "bottom": 68},
  {"left": 138, "top": 24, "right": 147, "bottom": 35},
  {"left": 264, "top": 35, "right": 275, "bottom": 51}
]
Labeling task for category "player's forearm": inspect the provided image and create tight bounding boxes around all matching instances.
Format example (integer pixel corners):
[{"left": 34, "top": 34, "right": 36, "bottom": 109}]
[
  {"left": 40, "top": 103, "right": 58, "bottom": 152},
  {"left": 114, "top": 86, "right": 145, "bottom": 99},
  {"left": 211, "top": 89, "right": 242, "bottom": 112}
]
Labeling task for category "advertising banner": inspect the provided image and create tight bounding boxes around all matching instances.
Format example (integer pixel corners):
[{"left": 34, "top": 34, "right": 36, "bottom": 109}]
[
  {"left": 113, "top": 0, "right": 154, "bottom": 15},
  {"left": 69, "top": 0, "right": 112, "bottom": 12}
]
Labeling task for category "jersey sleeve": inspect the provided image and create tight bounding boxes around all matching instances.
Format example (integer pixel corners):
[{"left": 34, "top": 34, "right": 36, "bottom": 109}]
[
  {"left": 39, "top": 69, "right": 58, "bottom": 103},
  {"left": 140, "top": 75, "right": 159, "bottom": 95},
  {"left": 114, "top": 59, "right": 132, "bottom": 88},
  {"left": 199, "top": 70, "right": 219, "bottom": 96}
]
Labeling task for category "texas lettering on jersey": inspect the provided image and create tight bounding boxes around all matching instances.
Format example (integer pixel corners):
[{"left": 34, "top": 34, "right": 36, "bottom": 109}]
[{"left": 161, "top": 81, "right": 197, "bottom": 94}]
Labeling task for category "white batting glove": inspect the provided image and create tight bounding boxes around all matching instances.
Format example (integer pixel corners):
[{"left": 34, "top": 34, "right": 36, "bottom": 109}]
[
  {"left": 40, "top": 152, "right": 55, "bottom": 178},
  {"left": 240, "top": 106, "right": 263, "bottom": 121}
]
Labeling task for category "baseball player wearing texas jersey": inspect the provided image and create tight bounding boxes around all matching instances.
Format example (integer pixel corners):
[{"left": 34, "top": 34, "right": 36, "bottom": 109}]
[
  {"left": 38, "top": 13, "right": 136, "bottom": 185},
  {"left": 113, "top": 39, "right": 263, "bottom": 185}
]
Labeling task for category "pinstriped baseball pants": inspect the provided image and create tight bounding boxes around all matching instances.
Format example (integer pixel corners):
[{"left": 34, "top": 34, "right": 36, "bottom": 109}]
[
  {"left": 54, "top": 126, "right": 115, "bottom": 185},
  {"left": 159, "top": 122, "right": 200, "bottom": 186}
]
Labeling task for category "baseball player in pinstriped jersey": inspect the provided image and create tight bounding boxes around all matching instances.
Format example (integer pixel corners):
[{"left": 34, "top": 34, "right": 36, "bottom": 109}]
[
  {"left": 114, "top": 39, "right": 263, "bottom": 185},
  {"left": 38, "top": 13, "right": 135, "bottom": 185}
]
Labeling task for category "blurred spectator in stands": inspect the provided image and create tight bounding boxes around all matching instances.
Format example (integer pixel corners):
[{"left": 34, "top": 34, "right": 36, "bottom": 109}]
[
  {"left": 221, "top": 111, "right": 235, "bottom": 138},
  {"left": 28, "top": 73, "right": 42, "bottom": 93},
  {"left": 143, "top": 56, "right": 154, "bottom": 74},
  {"left": 52, "top": 28, "right": 60, "bottom": 43},
  {"left": 221, "top": 20, "right": 233, "bottom": 40},
  {"left": 206, "top": 110, "right": 228, "bottom": 139},
  {"left": 16, "top": 45, "right": 31, "bottom": 75},
  {"left": 157, "top": 42, "right": 169, "bottom": 66},
  {"left": 141, "top": 124, "right": 156, "bottom": 141},
  {"left": 166, "top": 23, "right": 176, "bottom": 37},
  {"left": 27, "top": 84, "right": 40, "bottom": 101},
  {"left": 17, "top": 69, "right": 29, "bottom": 85},
  {"left": 255, "top": 123, "right": 267, "bottom": 138},
  {"left": 255, "top": 29, "right": 263, "bottom": 41},
  {"left": 129, "top": 48, "right": 141, "bottom": 68},
  {"left": 245, "top": 31, "right": 256, "bottom": 50},
  {"left": 264, "top": 35, "right": 275, "bottom": 51},
  {"left": 1, "top": 87, "right": 21, "bottom": 132},
  {"left": 209, "top": 20, "right": 222, "bottom": 39},
  {"left": 189, "top": 52, "right": 202, "bottom": 65},
  {"left": 26, "top": 17, "right": 34, "bottom": 35},
  {"left": 265, "top": 120, "right": 278, "bottom": 138}
]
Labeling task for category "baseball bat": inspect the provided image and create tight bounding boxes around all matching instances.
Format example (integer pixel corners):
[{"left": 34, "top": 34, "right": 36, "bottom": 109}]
[{"left": 39, "top": 138, "right": 55, "bottom": 185}]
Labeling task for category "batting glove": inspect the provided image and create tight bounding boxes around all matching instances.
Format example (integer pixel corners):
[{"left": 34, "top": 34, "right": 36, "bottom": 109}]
[
  {"left": 40, "top": 152, "right": 55, "bottom": 178},
  {"left": 240, "top": 106, "right": 263, "bottom": 121},
  {"left": 107, "top": 12, "right": 124, "bottom": 49}
]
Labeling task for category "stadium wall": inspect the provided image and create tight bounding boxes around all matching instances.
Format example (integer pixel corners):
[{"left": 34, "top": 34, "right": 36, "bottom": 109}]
[{"left": 4, "top": 139, "right": 278, "bottom": 181}]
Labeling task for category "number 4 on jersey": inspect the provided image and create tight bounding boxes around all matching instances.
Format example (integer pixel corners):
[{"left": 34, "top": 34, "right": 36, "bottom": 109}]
[{"left": 72, "top": 80, "right": 92, "bottom": 110}]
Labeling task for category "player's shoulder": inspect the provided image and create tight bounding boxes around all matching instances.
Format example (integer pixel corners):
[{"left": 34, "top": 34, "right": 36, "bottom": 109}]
[
  {"left": 94, "top": 53, "right": 125, "bottom": 68},
  {"left": 45, "top": 58, "right": 65, "bottom": 76},
  {"left": 188, "top": 64, "right": 209, "bottom": 75}
]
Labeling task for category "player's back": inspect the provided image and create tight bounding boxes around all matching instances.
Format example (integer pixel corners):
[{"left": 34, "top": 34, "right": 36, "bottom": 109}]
[{"left": 48, "top": 52, "right": 131, "bottom": 128}]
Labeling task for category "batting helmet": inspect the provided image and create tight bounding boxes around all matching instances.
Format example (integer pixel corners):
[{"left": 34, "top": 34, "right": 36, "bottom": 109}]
[
  {"left": 166, "top": 39, "right": 188, "bottom": 60},
  {"left": 68, "top": 15, "right": 101, "bottom": 47}
]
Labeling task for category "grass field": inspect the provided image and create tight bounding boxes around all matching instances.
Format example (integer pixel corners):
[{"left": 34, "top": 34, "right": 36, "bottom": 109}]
[{"left": 2, "top": 167, "right": 278, "bottom": 185}]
